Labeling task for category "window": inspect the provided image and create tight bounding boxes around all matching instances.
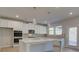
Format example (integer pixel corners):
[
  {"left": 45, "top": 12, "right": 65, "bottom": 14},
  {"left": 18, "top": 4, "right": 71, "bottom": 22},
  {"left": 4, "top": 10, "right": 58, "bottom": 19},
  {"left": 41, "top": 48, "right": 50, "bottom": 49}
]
[
  {"left": 49, "top": 28, "right": 54, "bottom": 35},
  {"left": 49, "top": 26, "right": 62, "bottom": 35},
  {"left": 55, "top": 26, "right": 62, "bottom": 35}
]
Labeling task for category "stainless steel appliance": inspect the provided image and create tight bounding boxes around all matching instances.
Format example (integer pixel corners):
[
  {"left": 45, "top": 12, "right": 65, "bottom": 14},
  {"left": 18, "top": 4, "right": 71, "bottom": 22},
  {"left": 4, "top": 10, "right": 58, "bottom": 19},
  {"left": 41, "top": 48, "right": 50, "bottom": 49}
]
[{"left": 14, "top": 31, "right": 22, "bottom": 43}]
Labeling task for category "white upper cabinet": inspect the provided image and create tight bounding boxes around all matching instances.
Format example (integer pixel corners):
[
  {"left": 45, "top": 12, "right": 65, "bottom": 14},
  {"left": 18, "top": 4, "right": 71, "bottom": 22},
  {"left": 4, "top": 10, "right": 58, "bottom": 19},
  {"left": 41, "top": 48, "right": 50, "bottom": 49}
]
[
  {"left": 22, "top": 23, "right": 28, "bottom": 34},
  {"left": 28, "top": 23, "right": 35, "bottom": 30},
  {"left": 39, "top": 25, "right": 47, "bottom": 34},
  {"left": 42, "top": 26, "right": 47, "bottom": 34},
  {"left": 7, "top": 20, "right": 13, "bottom": 28},
  {"left": 22, "top": 23, "right": 36, "bottom": 34},
  {"left": 8, "top": 20, "right": 23, "bottom": 31},
  {"left": 0, "top": 19, "right": 23, "bottom": 31},
  {"left": 22, "top": 23, "right": 47, "bottom": 34},
  {"left": 0, "top": 19, "right": 47, "bottom": 34},
  {"left": 35, "top": 25, "right": 39, "bottom": 34},
  {"left": 12, "top": 21, "right": 23, "bottom": 31},
  {"left": 35, "top": 25, "right": 47, "bottom": 34}
]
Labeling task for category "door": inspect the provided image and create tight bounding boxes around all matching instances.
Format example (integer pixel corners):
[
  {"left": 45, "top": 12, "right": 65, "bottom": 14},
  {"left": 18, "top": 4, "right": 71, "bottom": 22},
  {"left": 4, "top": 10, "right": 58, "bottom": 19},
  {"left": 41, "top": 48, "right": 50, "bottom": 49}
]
[{"left": 68, "top": 27, "right": 77, "bottom": 47}]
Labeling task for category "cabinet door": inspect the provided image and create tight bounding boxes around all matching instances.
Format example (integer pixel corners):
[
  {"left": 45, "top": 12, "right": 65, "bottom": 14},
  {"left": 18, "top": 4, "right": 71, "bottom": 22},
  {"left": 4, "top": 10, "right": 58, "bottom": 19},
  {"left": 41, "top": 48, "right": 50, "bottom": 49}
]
[
  {"left": 22, "top": 23, "right": 28, "bottom": 34},
  {"left": 28, "top": 23, "right": 35, "bottom": 30},
  {"left": 9, "top": 21, "right": 23, "bottom": 31},
  {"left": 42, "top": 26, "right": 47, "bottom": 34},
  {"left": 7, "top": 20, "right": 14, "bottom": 28},
  {"left": 35, "top": 25, "right": 47, "bottom": 34},
  {"left": 39, "top": 26, "right": 44, "bottom": 34},
  {"left": 38, "top": 25, "right": 47, "bottom": 34},
  {"left": 38, "top": 25, "right": 41, "bottom": 34},
  {"left": 35, "top": 25, "right": 39, "bottom": 34}
]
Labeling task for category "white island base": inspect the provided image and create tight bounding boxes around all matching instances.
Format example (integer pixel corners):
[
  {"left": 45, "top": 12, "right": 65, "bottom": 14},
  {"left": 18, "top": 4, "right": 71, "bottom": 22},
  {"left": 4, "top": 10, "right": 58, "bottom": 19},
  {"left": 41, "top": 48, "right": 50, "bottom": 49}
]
[{"left": 19, "top": 38, "right": 64, "bottom": 52}]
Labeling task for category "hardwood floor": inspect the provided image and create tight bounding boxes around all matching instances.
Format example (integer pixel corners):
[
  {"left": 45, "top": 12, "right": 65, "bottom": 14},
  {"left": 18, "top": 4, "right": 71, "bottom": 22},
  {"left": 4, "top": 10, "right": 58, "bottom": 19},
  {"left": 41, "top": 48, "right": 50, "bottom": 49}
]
[
  {"left": 53, "top": 47, "right": 78, "bottom": 52},
  {"left": 0, "top": 47, "right": 19, "bottom": 52},
  {"left": 0, "top": 47, "right": 78, "bottom": 52}
]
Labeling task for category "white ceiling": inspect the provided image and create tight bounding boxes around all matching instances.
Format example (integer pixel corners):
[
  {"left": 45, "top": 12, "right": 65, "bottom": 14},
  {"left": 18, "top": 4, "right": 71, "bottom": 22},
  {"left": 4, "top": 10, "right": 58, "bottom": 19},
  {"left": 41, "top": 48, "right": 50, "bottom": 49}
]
[{"left": 0, "top": 7, "right": 79, "bottom": 24}]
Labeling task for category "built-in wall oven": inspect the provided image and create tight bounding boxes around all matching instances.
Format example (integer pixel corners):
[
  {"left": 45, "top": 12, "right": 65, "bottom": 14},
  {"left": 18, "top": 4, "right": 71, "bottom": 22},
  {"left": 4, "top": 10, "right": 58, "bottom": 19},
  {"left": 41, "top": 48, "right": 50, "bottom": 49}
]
[{"left": 14, "top": 31, "right": 22, "bottom": 43}]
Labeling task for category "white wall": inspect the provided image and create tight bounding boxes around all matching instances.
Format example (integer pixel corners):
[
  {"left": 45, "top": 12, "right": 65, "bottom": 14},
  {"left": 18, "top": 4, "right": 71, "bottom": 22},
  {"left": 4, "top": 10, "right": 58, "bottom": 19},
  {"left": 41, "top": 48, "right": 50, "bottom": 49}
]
[
  {"left": 0, "top": 18, "right": 47, "bottom": 34},
  {"left": 52, "top": 17, "right": 79, "bottom": 49}
]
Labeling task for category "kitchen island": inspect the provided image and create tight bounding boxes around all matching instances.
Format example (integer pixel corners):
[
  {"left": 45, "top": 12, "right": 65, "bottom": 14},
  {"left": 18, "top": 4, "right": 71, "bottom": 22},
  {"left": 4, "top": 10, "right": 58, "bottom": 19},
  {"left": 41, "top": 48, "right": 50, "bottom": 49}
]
[{"left": 19, "top": 37, "right": 64, "bottom": 52}]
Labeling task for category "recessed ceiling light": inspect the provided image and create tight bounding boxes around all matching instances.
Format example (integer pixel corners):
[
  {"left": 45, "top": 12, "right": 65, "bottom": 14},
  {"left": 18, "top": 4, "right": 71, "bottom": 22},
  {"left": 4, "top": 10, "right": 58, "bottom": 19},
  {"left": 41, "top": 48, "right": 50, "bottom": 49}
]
[
  {"left": 69, "top": 12, "right": 72, "bottom": 15},
  {"left": 16, "top": 15, "right": 19, "bottom": 18}
]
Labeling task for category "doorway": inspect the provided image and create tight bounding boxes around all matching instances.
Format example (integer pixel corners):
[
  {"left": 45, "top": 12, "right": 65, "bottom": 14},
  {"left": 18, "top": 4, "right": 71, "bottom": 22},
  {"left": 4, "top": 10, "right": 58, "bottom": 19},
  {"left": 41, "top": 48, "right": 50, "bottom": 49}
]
[{"left": 68, "top": 27, "right": 77, "bottom": 47}]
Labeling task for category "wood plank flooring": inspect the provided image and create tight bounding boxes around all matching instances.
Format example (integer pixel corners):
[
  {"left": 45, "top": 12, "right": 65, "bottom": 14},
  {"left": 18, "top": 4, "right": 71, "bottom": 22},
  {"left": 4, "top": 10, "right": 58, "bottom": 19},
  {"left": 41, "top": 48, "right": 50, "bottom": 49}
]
[
  {"left": 0, "top": 47, "right": 19, "bottom": 52},
  {"left": 0, "top": 47, "right": 78, "bottom": 52}
]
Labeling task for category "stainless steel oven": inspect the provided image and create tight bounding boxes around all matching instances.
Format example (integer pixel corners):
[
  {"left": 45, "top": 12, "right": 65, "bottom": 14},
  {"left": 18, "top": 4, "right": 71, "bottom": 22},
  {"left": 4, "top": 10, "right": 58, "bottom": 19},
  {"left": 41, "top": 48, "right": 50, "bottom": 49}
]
[{"left": 14, "top": 31, "right": 22, "bottom": 43}]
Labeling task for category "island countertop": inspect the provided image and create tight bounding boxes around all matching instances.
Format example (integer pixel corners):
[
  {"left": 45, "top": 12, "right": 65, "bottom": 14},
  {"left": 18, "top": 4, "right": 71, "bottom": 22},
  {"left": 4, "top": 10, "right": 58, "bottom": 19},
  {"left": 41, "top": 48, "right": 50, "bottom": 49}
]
[{"left": 21, "top": 37, "right": 64, "bottom": 43}]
